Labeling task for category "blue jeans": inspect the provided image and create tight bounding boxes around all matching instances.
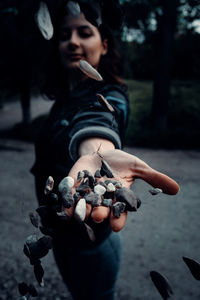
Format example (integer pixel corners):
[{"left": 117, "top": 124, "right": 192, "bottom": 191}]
[{"left": 53, "top": 231, "right": 122, "bottom": 300}]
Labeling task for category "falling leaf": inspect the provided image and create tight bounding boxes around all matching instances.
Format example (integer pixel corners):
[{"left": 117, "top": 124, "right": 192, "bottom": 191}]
[
  {"left": 96, "top": 93, "right": 115, "bottom": 113},
  {"left": 35, "top": 2, "right": 53, "bottom": 40},
  {"left": 66, "top": 1, "right": 81, "bottom": 16},
  {"left": 150, "top": 271, "right": 173, "bottom": 299},
  {"left": 79, "top": 60, "right": 103, "bottom": 81},
  {"left": 182, "top": 256, "right": 200, "bottom": 280}
]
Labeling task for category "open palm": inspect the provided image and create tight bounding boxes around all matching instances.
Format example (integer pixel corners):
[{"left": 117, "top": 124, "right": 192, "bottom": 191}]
[{"left": 66, "top": 149, "right": 179, "bottom": 232}]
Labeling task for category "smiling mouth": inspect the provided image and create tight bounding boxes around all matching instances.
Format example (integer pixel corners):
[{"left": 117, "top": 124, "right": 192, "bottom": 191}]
[{"left": 67, "top": 54, "right": 84, "bottom": 60}]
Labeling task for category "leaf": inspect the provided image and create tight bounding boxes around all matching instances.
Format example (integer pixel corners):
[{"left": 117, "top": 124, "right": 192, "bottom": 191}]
[
  {"left": 150, "top": 271, "right": 173, "bottom": 299},
  {"left": 79, "top": 60, "right": 103, "bottom": 81},
  {"left": 35, "top": 2, "right": 53, "bottom": 40},
  {"left": 96, "top": 94, "right": 115, "bottom": 113},
  {"left": 182, "top": 256, "right": 200, "bottom": 280}
]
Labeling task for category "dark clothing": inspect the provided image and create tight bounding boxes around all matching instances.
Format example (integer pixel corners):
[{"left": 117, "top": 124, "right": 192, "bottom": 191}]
[
  {"left": 31, "top": 79, "right": 129, "bottom": 203},
  {"left": 31, "top": 79, "right": 129, "bottom": 299},
  {"left": 53, "top": 231, "right": 122, "bottom": 300}
]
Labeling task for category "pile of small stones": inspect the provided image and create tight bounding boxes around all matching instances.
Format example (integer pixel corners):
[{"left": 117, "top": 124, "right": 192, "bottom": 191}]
[{"left": 37, "top": 159, "right": 142, "bottom": 241}]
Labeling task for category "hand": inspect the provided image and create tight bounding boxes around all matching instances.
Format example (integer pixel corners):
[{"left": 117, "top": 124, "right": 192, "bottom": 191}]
[{"left": 65, "top": 149, "right": 179, "bottom": 232}]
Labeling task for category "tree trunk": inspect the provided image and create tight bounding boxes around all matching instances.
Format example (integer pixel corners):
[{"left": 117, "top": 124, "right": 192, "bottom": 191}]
[{"left": 152, "top": 0, "right": 179, "bottom": 131}]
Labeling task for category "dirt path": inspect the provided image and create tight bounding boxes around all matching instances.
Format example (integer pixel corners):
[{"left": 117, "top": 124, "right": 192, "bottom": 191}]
[{"left": 0, "top": 98, "right": 200, "bottom": 299}]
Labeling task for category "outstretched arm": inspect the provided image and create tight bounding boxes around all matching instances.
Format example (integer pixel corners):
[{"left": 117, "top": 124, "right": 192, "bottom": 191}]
[{"left": 65, "top": 137, "right": 179, "bottom": 232}]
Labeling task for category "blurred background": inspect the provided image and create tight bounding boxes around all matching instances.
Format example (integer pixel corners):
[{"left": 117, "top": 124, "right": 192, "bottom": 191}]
[
  {"left": 0, "top": 0, "right": 200, "bottom": 147},
  {"left": 0, "top": 1, "right": 200, "bottom": 299}
]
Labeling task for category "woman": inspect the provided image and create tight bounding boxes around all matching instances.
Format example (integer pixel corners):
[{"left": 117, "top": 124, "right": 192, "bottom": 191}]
[{"left": 31, "top": 1, "right": 179, "bottom": 299}]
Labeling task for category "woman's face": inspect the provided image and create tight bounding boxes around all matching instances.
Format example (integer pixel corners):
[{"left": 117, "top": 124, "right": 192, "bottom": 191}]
[{"left": 58, "top": 13, "right": 108, "bottom": 72}]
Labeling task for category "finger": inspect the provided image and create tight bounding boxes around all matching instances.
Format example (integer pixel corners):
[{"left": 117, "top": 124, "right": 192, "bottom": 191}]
[
  {"left": 137, "top": 166, "right": 179, "bottom": 195},
  {"left": 64, "top": 206, "right": 74, "bottom": 218},
  {"left": 85, "top": 203, "right": 92, "bottom": 220},
  {"left": 110, "top": 210, "right": 128, "bottom": 232},
  {"left": 91, "top": 206, "right": 110, "bottom": 223}
]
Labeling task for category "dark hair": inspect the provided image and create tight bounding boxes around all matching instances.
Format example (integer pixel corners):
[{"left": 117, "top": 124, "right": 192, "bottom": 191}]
[{"left": 43, "top": 14, "right": 125, "bottom": 100}]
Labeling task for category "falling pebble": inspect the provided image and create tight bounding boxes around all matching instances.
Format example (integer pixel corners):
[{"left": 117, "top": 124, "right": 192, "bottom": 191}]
[
  {"left": 29, "top": 212, "right": 39, "bottom": 228},
  {"left": 182, "top": 256, "right": 200, "bottom": 280},
  {"left": 28, "top": 284, "right": 38, "bottom": 297},
  {"left": 150, "top": 271, "right": 173, "bottom": 299},
  {"left": 74, "top": 198, "right": 86, "bottom": 222},
  {"left": 39, "top": 235, "right": 53, "bottom": 250},
  {"left": 44, "top": 176, "right": 54, "bottom": 195},
  {"left": 149, "top": 188, "right": 163, "bottom": 195},
  {"left": 34, "top": 260, "right": 44, "bottom": 287},
  {"left": 18, "top": 282, "right": 29, "bottom": 296},
  {"left": 35, "top": 2, "right": 53, "bottom": 40},
  {"left": 79, "top": 60, "right": 103, "bottom": 81}
]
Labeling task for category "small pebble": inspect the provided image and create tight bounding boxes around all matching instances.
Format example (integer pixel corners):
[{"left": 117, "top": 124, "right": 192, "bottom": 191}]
[
  {"left": 18, "top": 282, "right": 29, "bottom": 296},
  {"left": 34, "top": 260, "right": 44, "bottom": 287},
  {"left": 58, "top": 176, "right": 74, "bottom": 193},
  {"left": 47, "top": 193, "right": 59, "bottom": 205},
  {"left": 29, "top": 212, "right": 39, "bottom": 228},
  {"left": 28, "top": 284, "right": 38, "bottom": 297},
  {"left": 115, "top": 188, "right": 138, "bottom": 211},
  {"left": 85, "top": 191, "right": 97, "bottom": 204},
  {"left": 44, "top": 176, "right": 54, "bottom": 195},
  {"left": 102, "top": 198, "right": 113, "bottom": 207},
  {"left": 23, "top": 235, "right": 49, "bottom": 264},
  {"left": 99, "top": 181, "right": 107, "bottom": 188},
  {"left": 61, "top": 189, "right": 74, "bottom": 208},
  {"left": 39, "top": 235, "right": 53, "bottom": 250},
  {"left": 77, "top": 171, "right": 84, "bottom": 182},
  {"left": 149, "top": 188, "right": 163, "bottom": 195},
  {"left": 94, "top": 169, "right": 101, "bottom": 178},
  {"left": 76, "top": 183, "right": 91, "bottom": 196},
  {"left": 100, "top": 160, "right": 114, "bottom": 178},
  {"left": 74, "top": 198, "right": 86, "bottom": 222},
  {"left": 92, "top": 194, "right": 102, "bottom": 207},
  {"left": 137, "top": 197, "right": 142, "bottom": 209},
  {"left": 73, "top": 192, "right": 81, "bottom": 202},
  {"left": 112, "top": 202, "right": 126, "bottom": 218},
  {"left": 94, "top": 184, "right": 106, "bottom": 196},
  {"left": 56, "top": 210, "right": 70, "bottom": 221},
  {"left": 107, "top": 182, "right": 116, "bottom": 192}
]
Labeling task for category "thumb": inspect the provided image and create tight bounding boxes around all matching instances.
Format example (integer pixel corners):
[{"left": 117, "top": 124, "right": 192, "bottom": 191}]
[{"left": 137, "top": 166, "right": 179, "bottom": 195}]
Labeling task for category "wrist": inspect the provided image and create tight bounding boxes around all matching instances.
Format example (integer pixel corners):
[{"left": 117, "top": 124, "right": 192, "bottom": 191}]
[{"left": 78, "top": 137, "right": 115, "bottom": 157}]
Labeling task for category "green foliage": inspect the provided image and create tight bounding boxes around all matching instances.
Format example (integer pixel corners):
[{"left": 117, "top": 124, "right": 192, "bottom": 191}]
[{"left": 125, "top": 79, "right": 200, "bottom": 148}]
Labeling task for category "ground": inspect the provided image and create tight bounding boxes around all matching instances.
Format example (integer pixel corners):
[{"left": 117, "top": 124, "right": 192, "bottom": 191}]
[{"left": 0, "top": 96, "right": 200, "bottom": 299}]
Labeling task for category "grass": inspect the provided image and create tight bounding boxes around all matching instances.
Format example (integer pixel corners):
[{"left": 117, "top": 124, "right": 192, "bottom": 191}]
[{"left": 125, "top": 79, "right": 200, "bottom": 148}]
